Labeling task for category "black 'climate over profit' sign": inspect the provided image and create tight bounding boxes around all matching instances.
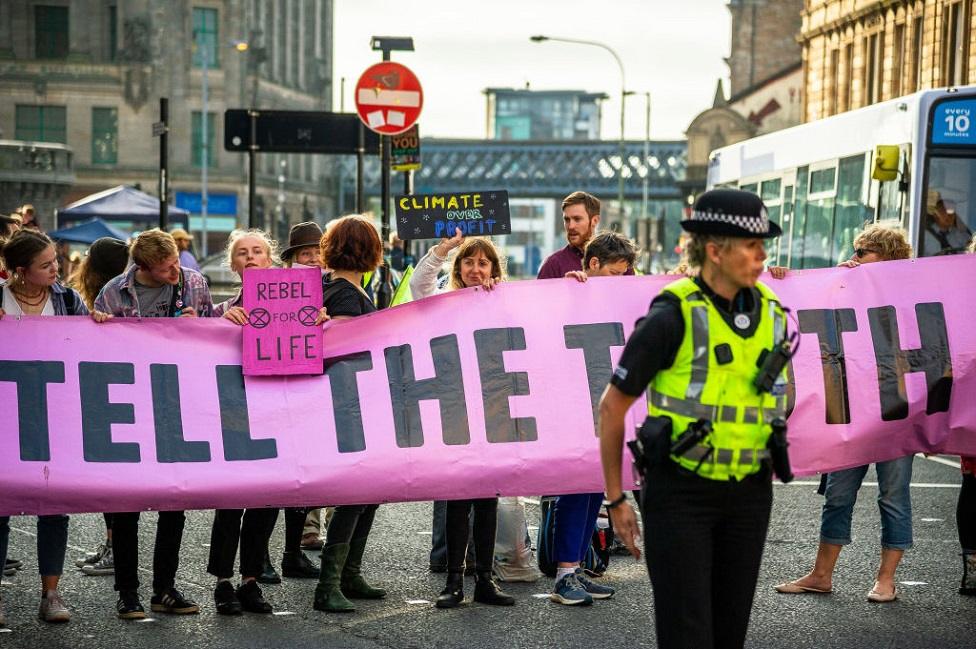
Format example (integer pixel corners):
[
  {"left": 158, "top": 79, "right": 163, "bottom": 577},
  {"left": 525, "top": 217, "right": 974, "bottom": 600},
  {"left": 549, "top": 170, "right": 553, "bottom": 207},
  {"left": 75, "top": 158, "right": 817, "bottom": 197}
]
[{"left": 394, "top": 190, "right": 511, "bottom": 240}]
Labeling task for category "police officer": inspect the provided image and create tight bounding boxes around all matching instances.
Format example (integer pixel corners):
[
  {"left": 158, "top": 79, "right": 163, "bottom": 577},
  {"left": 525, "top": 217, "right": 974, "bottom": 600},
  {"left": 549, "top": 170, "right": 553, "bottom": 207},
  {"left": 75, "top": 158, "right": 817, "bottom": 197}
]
[{"left": 598, "top": 189, "right": 788, "bottom": 649}]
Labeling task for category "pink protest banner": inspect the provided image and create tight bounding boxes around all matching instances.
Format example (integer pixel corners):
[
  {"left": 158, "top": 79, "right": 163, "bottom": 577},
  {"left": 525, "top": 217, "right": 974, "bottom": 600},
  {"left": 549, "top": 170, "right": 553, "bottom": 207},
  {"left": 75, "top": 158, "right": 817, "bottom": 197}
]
[
  {"left": 242, "top": 267, "right": 322, "bottom": 376},
  {"left": 0, "top": 256, "right": 974, "bottom": 515}
]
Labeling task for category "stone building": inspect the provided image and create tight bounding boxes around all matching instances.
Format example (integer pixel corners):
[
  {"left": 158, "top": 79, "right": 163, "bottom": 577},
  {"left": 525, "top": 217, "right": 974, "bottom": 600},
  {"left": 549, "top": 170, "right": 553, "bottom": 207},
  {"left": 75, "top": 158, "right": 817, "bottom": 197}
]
[
  {"left": 0, "top": 0, "right": 335, "bottom": 254},
  {"left": 801, "top": 0, "right": 976, "bottom": 122},
  {"left": 681, "top": 0, "right": 805, "bottom": 199}
]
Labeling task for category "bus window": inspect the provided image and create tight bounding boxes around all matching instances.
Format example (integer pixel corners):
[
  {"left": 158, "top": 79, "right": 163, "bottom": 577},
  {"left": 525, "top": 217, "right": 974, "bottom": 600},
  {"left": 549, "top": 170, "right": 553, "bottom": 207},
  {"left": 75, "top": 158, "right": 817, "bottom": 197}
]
[
  {"left": 761, "top": 178, "right": 783, "bottom": 264},
  {"left": 799, "top": 165, "right": 837, "bottom": 268},
  {"left": 790, "top": 166, "right": 809, "bottom": 268},
  {"left": 831, "top": 154, "right": 871, "bottom": 265},
  {"left": 921, "top": 156, "right": 976, "bottom": 256}
]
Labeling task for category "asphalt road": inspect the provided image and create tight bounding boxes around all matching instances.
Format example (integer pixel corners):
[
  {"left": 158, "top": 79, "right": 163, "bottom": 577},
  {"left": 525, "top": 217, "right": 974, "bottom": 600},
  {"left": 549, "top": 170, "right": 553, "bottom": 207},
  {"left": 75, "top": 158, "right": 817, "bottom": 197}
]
[{"left": 1, "top": 455, "right": 972, "bottom": 649}]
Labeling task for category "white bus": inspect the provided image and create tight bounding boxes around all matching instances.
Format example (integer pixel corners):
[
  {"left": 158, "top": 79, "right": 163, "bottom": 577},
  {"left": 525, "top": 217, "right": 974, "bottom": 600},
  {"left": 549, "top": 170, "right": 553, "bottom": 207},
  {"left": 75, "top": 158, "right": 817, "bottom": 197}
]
[{"left": 706, "top": 86, "right": 976, "bottom": 268}]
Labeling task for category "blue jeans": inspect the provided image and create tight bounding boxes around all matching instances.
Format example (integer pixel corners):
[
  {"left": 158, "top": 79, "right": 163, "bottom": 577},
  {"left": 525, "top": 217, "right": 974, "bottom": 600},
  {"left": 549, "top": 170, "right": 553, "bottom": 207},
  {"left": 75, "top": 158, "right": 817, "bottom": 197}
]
[
  {"left": 553, "top": 493, "right": 604, "bottom": 564},
  {"left": 820, "top": 455, "right": 914, "bottom": 550},
  {"left": 0, "top": 515, "right": 70, "bottom": 581}
]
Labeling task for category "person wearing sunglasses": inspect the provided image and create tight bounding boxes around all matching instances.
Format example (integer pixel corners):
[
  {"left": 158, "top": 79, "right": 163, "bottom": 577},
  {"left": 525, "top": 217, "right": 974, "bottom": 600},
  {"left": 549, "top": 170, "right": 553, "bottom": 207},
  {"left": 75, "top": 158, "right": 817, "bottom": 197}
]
[{"left": 773, "top": 223, "right": 914, "bottom": 603}]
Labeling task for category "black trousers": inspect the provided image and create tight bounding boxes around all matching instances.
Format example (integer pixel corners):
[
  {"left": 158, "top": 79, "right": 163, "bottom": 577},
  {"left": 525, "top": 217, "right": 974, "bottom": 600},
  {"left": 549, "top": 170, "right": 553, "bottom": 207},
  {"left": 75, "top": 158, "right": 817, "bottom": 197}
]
[
  {"left": 207, "top": 508, "right": 279, "bottom": 579},
  {"left": 284, "top": 507, "right": 307, "bottom": 552},
  {"left": 112, "top": 510, "right": 186, "bottom": 594},
  {"left": 325, "top": 504, "right": 378, "bottom": 547},
  {"left": 445, "top": 498, "right": 498, "bottom": 573},
  {"left": 959, "top": 474, "right": 976, "bottom": 552},
  {"left": 641, "top": 461, "right": 772, "bottom": 649}
]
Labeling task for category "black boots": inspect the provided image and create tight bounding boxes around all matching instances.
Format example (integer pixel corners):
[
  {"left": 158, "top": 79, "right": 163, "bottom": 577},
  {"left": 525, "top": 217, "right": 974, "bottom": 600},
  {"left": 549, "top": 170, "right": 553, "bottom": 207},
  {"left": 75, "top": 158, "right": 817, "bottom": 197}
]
[
  {"left": 473, "top": 571, "right": 515, "bottom": 606},
  {"left": 436, "top": 571, "right": 515, "bottom": 608},
  {"left": 281, "top": 550, "right": 319, "bottom": 579},
  {"left": 435, "top": 572, "right": 464, "bottom": 609},
  {"left": 256, "top": 549, "right": 281, "bottom": 584},
  {"left": 962, "top": 552, "right": 976, "bottom": 596}
]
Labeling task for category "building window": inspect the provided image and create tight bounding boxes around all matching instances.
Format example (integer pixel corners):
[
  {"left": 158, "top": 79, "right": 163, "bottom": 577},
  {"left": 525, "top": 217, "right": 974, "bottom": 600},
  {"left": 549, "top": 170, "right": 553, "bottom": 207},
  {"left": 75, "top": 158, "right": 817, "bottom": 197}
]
[
  {"left": 108, "top": 5, "right": 118, "bottom": 62},
  {"left": 891, "top": 23, "right": 905, "bottom": 97},
  {"left": 829, "top": 48, "right": 840, "bottom": 115},
  {"left": 92, "top": 107, "right": 118, "bottom": 165},
  {"left": 191, "top": 111, "right": 217, "bottom": 168},
  {"left": 864, "top": 32, "right": 882, "bottom": 105},
  {"left": 911, "top": 16, "right": 924, "bottom": 90},
  {"left": 942, "top": 1, "right": 968, "bottom": 86},
  {"left": 15, "top": 105, "right": 67, "bottom": 143},
  {"left": 192, "top": 7, "right": 219, "bottom": 68},
  {"left": 34, "top": 5, "right": 69, "bottom": 59},
  {"left": 843, "top": 43, "right": 854, "bottom": 112}
]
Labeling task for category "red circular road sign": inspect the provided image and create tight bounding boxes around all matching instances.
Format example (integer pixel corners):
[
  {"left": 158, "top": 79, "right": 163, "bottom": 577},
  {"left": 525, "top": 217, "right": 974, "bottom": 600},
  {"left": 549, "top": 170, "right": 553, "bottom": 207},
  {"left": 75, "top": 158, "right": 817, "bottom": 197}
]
[{"left": 355, "top": 61, "right": 424, "bottom": 136}]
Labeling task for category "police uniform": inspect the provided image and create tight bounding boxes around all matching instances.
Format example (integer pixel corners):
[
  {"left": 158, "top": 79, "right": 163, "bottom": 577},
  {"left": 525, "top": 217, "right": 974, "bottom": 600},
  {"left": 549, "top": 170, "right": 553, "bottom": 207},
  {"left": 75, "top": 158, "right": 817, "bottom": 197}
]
[{"left": 610, "top": 189, "right": 787, "bottom": 649}]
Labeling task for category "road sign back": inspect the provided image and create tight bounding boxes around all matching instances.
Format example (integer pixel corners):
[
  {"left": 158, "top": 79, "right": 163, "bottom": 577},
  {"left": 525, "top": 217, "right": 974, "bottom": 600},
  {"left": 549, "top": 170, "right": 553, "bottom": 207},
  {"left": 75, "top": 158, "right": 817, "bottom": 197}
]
[{"left": 355, "top": 61, "right": 423, "bottom": 135}]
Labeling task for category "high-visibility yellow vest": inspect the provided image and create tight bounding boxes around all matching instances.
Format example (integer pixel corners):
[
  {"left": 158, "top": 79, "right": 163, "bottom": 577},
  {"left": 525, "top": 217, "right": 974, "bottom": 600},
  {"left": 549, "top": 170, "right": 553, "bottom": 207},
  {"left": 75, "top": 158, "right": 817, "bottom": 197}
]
[{"left": 648, "top": 277, "right": 787, "bottom": 481}]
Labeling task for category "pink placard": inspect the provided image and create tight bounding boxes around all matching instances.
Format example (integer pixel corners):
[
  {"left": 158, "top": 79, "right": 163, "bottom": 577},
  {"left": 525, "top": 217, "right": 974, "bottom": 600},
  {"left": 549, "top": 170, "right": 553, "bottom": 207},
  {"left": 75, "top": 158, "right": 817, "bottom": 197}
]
[
  {"left": 0, "top": 256, "right": 974, "bottom": 515},
  {"left": 242, "top": 267, "right": 323, "bottom": 376}
]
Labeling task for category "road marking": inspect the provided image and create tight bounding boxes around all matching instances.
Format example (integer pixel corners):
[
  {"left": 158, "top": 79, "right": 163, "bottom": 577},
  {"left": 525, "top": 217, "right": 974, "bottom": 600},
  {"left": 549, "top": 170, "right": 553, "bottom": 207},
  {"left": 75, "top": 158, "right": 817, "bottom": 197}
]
[
  {"left": 0, "top": 628, "right": 12, "bottom": 633},
  {"left": 917, "top": 454, "right": 962, "bottom": 469},
  {"left": 136, "top": 618, "right": 156, "bottom": 623},
  {"left": 273, "top": 611, "right": 296, "bottom": 616},
  {"left": 921, "top": 518, "right": 944, "bottom": 522},
  {"left": 900, "top": 581, "right": 928, "bottom": 586},
  {"left": 531, "top": 593, "right": 551, "bottom": 599},
  {"left": 405, "top": 599, "right": 430, "bottom": 605}
]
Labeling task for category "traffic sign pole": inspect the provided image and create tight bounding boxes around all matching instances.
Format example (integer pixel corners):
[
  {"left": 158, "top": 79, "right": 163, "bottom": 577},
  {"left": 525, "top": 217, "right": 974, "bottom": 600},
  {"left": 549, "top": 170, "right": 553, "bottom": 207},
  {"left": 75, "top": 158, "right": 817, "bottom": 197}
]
[{"left": 248, "top": 109, "right": 258, "bottom": 229}]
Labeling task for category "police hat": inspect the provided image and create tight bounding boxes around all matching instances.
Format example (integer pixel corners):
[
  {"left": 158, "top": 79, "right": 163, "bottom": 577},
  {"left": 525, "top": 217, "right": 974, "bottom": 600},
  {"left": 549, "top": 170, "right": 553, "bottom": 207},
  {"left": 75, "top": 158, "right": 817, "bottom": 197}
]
[{"left": 681, "top": 189, "right": 781, "bottom": 239}]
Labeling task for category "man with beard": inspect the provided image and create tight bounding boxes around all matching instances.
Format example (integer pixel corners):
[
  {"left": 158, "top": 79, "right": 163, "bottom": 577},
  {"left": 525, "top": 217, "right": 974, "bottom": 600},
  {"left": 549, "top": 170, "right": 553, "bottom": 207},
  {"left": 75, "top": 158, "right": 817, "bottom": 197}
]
[{"left": 537, "top": 191, "right": 602, "bottom": 279}]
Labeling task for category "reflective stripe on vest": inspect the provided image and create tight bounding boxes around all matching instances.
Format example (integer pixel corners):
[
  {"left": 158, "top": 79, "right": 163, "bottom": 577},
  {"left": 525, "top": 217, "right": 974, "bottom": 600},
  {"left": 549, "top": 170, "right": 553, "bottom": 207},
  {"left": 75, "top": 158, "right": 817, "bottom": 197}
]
[{"left": 648, "top": 277, "right": 787, "bottom": 481}]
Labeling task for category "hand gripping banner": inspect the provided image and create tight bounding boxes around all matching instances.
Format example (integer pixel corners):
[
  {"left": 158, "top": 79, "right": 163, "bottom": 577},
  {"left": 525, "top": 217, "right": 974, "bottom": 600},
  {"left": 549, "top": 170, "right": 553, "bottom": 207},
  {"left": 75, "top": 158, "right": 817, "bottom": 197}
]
[{"left": 1, "top": 256, "right": 974, "bottom": 515}]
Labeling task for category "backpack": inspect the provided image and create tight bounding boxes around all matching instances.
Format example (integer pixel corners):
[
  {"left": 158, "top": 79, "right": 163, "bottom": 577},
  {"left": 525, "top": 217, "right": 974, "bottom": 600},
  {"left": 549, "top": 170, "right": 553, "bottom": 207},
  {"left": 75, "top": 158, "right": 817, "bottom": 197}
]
[{"left": 536, "top": 496, "right": 615, "bottom": 578}]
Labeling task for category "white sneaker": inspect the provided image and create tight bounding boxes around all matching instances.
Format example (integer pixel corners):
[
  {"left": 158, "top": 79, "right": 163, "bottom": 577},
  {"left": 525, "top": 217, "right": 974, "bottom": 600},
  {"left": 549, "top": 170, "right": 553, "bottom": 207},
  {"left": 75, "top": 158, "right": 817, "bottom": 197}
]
[
  {"left": 81, "top": 546, "right": 114, "bottom": 576},
  {"left": 75, "top": 542, "right": 109, "bottom": 569},
  {"left": 38, "top": 590, "right": 71, "bottom": 623}
]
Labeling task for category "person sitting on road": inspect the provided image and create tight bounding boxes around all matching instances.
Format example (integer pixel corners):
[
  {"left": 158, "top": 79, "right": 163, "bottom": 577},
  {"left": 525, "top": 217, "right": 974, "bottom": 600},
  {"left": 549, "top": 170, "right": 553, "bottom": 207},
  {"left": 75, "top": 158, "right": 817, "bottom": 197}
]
[
  {"left": 411, "top": 228, "right": 516, "bottom": 610},
  {"left": 773, "top": 223, "right": 915, "bottom": 603}
]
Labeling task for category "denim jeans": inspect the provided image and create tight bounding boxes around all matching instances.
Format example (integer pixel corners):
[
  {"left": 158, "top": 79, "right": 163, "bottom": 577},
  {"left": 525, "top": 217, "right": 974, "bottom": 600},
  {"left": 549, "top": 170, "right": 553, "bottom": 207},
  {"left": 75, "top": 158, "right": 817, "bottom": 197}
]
[
  {"left": 553, "top": 493, "right": 604, "bottom": 564},
  {"left": 0, "top": 515, "right": 69, "bottom": 581},
  {"left": 820, "top": 455, "right": 914, "bottom": 550}
]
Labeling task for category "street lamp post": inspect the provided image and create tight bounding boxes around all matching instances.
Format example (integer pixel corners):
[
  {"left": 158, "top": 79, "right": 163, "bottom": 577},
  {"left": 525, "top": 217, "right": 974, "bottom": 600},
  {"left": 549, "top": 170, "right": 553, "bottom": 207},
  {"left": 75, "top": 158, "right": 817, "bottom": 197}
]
[{"left": 530, "top": 35, "right": 628, "bottom": 234}]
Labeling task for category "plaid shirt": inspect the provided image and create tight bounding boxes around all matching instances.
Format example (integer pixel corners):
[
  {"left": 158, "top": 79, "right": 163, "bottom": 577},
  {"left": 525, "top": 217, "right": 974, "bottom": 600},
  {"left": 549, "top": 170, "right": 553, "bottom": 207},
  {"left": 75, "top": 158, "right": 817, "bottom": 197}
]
[{"left": 94, "top": 264, "right": 212, "bottom": 318}]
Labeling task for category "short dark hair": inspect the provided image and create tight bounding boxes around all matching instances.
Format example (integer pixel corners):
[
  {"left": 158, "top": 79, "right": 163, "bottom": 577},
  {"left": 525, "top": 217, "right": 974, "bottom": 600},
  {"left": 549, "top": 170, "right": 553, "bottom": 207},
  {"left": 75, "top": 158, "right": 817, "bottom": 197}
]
[
  {"left": 2, "top": 229, "right": 53, "bottom": 274},
  {"left": 320, "top": 215, "right": 383, "bottom": 273},
  {"left": 583, "top": 231, "right": 638, "bottom": 269},
  {"left": 561, "top": 191, "right": 600, "bottom": 217}
]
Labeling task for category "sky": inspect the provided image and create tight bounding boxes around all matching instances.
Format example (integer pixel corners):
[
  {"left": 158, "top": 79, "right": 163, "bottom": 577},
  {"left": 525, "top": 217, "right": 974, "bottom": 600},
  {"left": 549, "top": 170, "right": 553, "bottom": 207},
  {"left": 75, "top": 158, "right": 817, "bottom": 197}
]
[{"left": 332, "top": 0, "right": 732, "bottom": 141}]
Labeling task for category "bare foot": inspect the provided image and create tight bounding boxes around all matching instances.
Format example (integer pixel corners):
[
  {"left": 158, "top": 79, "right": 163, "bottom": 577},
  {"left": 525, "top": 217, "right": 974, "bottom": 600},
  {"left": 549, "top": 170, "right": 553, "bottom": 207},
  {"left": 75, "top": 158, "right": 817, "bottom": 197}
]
[{"left": 774, "top": 572, "right": 833, "bottom": 594}]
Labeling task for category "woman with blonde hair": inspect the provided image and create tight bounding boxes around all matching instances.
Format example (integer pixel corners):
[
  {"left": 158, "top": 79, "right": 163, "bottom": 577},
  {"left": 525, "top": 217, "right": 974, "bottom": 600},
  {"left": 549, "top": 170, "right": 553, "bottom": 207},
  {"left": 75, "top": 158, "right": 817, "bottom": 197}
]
[
  {"left": 774, "top": 223, "right": 915, "bottom": 603},
  {"left": 410, "top": 228, "right": 515, "bottom": 609}
]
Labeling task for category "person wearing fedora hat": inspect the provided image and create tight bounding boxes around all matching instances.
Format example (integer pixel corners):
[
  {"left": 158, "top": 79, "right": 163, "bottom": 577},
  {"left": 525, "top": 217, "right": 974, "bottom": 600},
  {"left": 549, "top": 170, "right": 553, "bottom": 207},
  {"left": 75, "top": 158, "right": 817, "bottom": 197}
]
[
  {"left": 169, "top": 228, "right": 200, "bottom": 272},
  {"left": 281, "top": 221, "right": 323, "bottom": 268},
  {"left": 598, "top": 188, "right": 789, "bottom": 649}
]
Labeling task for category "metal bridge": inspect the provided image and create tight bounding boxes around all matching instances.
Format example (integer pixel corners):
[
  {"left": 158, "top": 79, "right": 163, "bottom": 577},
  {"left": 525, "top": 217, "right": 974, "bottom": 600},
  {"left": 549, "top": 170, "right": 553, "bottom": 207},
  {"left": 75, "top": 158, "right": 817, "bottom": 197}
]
[{"left": 337, "top": 138, "right": 687, "bottom": 202}]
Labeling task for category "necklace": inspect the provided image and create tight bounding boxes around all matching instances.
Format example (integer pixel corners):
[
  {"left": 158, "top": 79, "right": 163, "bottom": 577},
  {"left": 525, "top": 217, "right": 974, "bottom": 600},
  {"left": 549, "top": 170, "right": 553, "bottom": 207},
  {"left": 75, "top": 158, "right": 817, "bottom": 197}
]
[{"left": 11, "top": 285, "right": 48, "bottom": 306}]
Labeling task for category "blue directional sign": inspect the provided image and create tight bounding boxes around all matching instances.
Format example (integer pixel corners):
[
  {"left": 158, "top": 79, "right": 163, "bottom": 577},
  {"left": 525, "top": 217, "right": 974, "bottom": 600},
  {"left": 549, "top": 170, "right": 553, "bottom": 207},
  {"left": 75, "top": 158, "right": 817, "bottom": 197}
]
[{"left": 931, "top": 98, "right": 976, "bottom": 145}]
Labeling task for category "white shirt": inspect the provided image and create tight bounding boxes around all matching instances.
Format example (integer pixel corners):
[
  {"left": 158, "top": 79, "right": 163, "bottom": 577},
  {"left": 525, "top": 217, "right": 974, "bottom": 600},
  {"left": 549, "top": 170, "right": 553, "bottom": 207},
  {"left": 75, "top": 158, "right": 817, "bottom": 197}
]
[{"left": 1, "top": 283, "right": 55, "bottom": 316}]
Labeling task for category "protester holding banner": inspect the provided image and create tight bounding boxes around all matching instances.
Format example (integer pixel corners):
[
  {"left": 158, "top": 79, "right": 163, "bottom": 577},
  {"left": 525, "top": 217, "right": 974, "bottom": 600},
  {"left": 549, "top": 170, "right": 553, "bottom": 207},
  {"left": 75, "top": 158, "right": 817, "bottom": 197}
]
[
  {"left": 66, "top": 236, "right": 131, "bottom": 578},
  {"left": 313, "top": 215, "right": 388, "bottom": 613},
  {"left": 206, "top": 229, "right": 287, "bottom": 614},
  {"left": 547, "top": 231, "right": 638, "bottom": 607},
  {"left": 774, "top": 223, "right": 915, "bottom": 604},
  {"left": 94, "top": 228, "right": 212, "bottom": 619},
  {"left": 537, "top": 191, "right": 601, "bottom": 279},
  {"left": 599, "top": 189, "right": 787, "bottom": 649},
  {"left": 279, "top": 221, "right": 331, "bottom": 554},
  {"left": 409, "top": 228, "right": 516, "bottom": 609},
  {"left": 0, "top": 229, "right": 96, "bottom": 624}
]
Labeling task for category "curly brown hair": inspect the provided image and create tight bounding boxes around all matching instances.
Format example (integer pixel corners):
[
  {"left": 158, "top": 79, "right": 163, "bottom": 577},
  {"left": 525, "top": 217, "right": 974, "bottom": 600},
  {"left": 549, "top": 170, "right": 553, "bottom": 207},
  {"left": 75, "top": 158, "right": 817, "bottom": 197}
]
[
  {"left": 320, "top": 215, "right": 383, "bottom": 273},
  {"left": 853, "top": 223, "right": 912, "bottom": 261},
  {"left": 449, "top": 237, "right": 505, "bottom": 289}
]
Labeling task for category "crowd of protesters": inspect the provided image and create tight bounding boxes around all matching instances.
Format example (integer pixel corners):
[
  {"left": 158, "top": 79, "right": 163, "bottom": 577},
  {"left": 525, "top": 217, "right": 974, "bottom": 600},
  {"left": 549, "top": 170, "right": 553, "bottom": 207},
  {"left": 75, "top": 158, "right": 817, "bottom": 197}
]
[{"left": 0, "top": 193, "right": 973, "bottom": 647}]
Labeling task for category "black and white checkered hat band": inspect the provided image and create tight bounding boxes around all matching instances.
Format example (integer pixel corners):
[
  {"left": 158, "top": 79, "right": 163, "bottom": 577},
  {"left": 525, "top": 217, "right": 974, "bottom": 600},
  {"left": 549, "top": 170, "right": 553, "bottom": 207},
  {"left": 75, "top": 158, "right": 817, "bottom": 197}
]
[{"left": 689, "top": 208, "right": 769, "bottom": 234}]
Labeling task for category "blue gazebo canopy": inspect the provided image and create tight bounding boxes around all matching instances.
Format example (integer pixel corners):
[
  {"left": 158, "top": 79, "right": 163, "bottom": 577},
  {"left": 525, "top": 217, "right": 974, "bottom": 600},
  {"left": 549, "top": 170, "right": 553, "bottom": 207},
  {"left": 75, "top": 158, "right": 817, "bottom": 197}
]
[
  {"left": 57, "top": 185, "right": 189, "bottom": 225},
  {"left": 47, "top": 218, "right": 128, "bottom": 244}
]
